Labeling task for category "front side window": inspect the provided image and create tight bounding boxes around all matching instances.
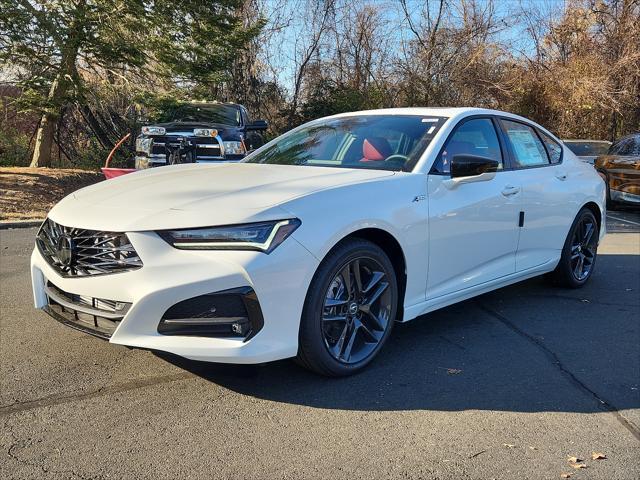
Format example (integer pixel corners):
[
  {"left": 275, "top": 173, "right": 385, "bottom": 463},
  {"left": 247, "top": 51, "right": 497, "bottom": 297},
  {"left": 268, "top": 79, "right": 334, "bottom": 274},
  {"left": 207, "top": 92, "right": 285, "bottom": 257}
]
[
  {"left": 501, "top": 120, "right": 549, "bottom": 168},
  {"left": 431, "top": 118, "right": 503, "bottom": 174},
  {"left": 246, "top": 115, "right": 447, "bottom": 171},
  {"left": 539, "top": 131, "right": 563, "bottom": 164}
]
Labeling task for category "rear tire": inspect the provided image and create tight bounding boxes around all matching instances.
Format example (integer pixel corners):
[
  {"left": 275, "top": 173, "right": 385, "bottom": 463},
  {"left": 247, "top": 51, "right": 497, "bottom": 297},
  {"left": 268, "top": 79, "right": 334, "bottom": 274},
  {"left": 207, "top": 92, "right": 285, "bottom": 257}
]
[
  {"left": 296, "top": 238, "right": 398, "bottom": 376},
  {"left": 549, "top": 208, "right": 599, "bottom": 288}
]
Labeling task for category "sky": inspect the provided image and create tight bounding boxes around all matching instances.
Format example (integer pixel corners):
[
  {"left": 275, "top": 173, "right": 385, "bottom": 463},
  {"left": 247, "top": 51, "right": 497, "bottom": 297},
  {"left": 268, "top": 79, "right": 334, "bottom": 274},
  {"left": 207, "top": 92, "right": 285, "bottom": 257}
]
[{"left": 261, "top": 0, "right": 568, "bottom": 93}]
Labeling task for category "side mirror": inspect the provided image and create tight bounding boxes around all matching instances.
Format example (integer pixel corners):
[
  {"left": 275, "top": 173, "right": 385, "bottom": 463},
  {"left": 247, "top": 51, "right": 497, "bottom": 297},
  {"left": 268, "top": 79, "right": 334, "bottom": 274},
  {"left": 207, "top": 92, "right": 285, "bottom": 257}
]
[
  {"left": 451, "top": 154, "right": 499, "bottom": 178},
  {"left": 246, "top": 119, "right": 268, "bottom": 131}
]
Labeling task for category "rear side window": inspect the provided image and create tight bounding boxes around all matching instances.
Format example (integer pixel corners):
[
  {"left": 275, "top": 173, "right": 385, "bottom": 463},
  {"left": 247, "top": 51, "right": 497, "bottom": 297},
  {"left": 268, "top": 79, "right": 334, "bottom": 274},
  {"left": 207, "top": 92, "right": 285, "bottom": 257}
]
[
  {"left": 432, "top": 118, "right": 503, "bottom": 174},
  {"left": 538, "top": 131, "right": 563, "bottom": 164},
  {"left": 501, "top": 120, "right": 549, "bottom": 168}
]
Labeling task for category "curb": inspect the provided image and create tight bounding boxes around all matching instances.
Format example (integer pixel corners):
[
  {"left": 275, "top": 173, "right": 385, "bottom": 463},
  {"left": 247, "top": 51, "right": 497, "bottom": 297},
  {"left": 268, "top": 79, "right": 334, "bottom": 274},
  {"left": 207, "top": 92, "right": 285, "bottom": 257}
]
[{"left": 0, "top": 220, "right": 43, "bottom": 230}]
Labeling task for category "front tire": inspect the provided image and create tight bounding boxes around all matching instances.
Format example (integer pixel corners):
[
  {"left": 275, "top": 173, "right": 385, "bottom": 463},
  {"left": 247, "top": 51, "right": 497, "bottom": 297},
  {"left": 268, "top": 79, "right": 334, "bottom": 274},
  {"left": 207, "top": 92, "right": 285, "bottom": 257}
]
[
  {"left": 296, "top": 238, "right": 398, "bottom": 376},
  {"left": 549, "top": 207, "right": 599, "bottom": 288}
]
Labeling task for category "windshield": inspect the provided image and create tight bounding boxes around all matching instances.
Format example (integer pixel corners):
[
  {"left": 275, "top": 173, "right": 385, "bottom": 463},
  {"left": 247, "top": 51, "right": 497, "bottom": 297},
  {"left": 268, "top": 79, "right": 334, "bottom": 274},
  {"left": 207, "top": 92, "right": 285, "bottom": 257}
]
[
  {"left": 565, "top": 141, "right": 610, "bottom": 156},
  {"left": 169, "top": 104, "right": 241, "bottom": 126},
  {"left": 609, "top": 135, "right": 640, "bottom": 156},
  {"left": 246, "top": 115, "right": 447, "bottom": 171}
]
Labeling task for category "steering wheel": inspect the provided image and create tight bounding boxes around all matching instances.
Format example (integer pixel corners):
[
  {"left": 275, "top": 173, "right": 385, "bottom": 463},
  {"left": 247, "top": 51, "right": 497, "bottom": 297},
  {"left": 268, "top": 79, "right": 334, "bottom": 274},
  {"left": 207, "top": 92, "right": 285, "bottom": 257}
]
[{"left": 384, "top": 154, "right": 408, "bottom": 167}]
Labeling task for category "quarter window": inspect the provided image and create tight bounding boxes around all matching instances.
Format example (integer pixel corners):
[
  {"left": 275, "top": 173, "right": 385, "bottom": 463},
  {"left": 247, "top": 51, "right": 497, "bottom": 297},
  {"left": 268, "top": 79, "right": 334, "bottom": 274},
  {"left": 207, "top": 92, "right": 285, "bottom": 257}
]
[
  {"left": 432, "top": 118, "right": 503, "bottom": 174},
  {"left": 538, "top": 131, "right": 563, "bottom": 164},
  {"left": 501, "top": 120, "right": 549, "bottom": 168}
]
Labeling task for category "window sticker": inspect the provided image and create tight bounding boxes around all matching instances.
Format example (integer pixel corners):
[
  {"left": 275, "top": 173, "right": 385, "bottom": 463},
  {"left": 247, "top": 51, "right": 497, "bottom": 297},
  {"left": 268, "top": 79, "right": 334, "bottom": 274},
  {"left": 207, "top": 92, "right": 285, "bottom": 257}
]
[{"left": 508, "top": 130, "right": 546, "bottom": 166}]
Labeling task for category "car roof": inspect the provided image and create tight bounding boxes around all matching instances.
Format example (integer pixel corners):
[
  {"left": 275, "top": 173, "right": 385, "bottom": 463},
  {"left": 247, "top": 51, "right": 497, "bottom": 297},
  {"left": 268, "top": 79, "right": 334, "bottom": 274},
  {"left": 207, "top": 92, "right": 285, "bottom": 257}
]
[
  {"left": 321, "top": 107, "right": 559, "bottom": 139},
  {"left": 563, "top": 139, "right": 611, "bottom": 143},
  {"left": 326, "top": 106, "right": 545, "bottom": 124}
]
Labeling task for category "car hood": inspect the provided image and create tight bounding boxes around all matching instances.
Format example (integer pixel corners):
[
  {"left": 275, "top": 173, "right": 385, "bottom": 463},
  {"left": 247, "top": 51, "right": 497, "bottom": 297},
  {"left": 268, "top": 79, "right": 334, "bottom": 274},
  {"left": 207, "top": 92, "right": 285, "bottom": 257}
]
[
  {"left": 595, "top": 155, "right": 640, "bottom": 170},
  {"left": 49, "top": 163, "right": 395, "bottom": 231}
]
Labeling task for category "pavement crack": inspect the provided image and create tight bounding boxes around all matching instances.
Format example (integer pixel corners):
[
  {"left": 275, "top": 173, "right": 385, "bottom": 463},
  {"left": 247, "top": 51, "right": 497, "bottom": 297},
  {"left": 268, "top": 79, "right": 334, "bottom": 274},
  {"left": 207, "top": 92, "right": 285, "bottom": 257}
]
[
  {"left": 0, "top": 372, "right": 192, "bottom": 417},
  {"left": 476, "top": 301, "right": 640, "bottom": 442},
  {"left": 526, "top": 293, "right": 639, "bottom": 308}
]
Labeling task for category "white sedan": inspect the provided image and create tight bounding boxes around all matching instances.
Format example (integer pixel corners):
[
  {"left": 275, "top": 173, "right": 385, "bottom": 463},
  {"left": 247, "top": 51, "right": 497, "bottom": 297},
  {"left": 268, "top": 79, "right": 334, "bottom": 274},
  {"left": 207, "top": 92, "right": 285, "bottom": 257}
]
[{"left": 31, "top": 108, "right": 606, "bottom": 376}]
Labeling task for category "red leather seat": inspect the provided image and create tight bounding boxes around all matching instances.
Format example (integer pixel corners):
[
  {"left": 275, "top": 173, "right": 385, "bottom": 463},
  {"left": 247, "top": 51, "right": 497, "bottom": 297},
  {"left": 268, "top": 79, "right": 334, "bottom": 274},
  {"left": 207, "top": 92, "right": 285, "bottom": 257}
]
[{"left": 361, "top": 137, "right": 392, "bottom": 162}]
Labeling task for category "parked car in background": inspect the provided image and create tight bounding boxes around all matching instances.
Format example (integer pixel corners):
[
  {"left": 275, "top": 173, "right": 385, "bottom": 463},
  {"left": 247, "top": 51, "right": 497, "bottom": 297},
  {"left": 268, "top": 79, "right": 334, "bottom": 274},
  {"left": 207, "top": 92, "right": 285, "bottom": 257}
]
[
  {"left": 134, "top": 102, "right": 268, "bottom": 169},
  {"left": 594, "top": 133, "right": 640, "bottom": 208},
  {"left": 563, "top": 139, "right": 611, "bottom": 164},
  {"left": 32, "top": 108, "right": 606, "bottom": 376}
]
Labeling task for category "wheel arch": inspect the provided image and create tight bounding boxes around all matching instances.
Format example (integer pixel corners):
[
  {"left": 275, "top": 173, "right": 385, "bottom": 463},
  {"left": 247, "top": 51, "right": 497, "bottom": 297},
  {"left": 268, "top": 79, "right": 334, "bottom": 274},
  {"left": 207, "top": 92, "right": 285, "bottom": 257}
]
[
  {"left": 336, "top": 227, "right": 408, "bottom": 321},
  {"left": 582, "top": 201, "right": 603, "bottom": 235}
]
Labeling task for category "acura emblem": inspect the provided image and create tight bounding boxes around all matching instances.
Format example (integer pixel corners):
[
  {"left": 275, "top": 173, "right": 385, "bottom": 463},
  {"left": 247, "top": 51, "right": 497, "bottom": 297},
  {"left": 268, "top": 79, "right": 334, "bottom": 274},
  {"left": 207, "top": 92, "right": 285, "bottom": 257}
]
[{"left": 56, "top": 235, "right": 75, "bottom": 267}]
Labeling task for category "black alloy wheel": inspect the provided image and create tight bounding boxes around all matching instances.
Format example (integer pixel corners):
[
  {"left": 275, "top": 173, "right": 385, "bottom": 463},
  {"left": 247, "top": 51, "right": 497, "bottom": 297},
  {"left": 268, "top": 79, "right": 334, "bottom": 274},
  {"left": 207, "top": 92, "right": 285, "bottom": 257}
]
[
  {"left": 549, "top": 207, "right": 599, "bottom": 288},
  {"left": 569, "top": 214, "right": 598, "bottom": 281},
  {"left": 297, "top": 238, "right": 398, "bottom": 376},
  {"left": 322, "top": 257, "right": 392, "bottom": 364}
]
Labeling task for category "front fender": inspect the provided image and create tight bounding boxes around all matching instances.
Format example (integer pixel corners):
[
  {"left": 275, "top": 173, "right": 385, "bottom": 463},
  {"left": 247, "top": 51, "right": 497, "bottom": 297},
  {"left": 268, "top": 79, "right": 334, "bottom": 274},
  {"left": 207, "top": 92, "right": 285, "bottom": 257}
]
[{"left": 282, "top": 172, "right": 430, "bottom": 308}]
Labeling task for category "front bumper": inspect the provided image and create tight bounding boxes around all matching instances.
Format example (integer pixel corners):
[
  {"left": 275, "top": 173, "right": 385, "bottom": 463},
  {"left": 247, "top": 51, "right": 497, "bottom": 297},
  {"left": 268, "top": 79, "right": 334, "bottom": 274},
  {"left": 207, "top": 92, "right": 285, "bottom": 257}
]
[
  {"left": 31, "top": 230, "right": 319, "bottom": 363},
  {"left": 610, "top": 188, "right": 640, "bottom": 205}
]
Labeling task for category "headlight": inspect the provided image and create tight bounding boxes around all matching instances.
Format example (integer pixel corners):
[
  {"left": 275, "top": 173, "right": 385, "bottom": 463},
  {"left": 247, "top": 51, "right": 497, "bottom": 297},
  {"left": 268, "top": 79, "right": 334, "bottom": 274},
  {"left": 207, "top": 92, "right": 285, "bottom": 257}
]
[
  {"left": 135, "top": 137, "right": 153, "bottom": 154},
  {"left": 141, "top": 126, "right": 166, "bottom": 135},
  {"left": 157, "top": 219, "right": 301, "bottom": 253},
  {"left": 135, "top": 157, "right": 150, "bottom": 169},
  {"left": 223, "top": 141, "right": 246, "bottom": 155},
  {"left": 194, "top": 128, "right": 218, "bottom": 137}
]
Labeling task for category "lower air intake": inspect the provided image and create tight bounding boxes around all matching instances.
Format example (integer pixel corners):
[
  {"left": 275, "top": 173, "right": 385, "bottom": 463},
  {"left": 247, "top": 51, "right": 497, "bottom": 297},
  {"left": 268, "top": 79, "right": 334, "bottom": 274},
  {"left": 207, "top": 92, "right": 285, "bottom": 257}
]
[{"left": 158, "top": 287, "right": 264, "bottom": 341}]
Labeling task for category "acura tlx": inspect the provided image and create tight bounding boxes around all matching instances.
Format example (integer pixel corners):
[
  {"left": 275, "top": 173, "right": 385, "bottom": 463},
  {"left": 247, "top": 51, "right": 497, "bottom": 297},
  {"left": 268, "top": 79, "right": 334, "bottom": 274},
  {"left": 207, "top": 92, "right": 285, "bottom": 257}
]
[{"left": 31, "top": 108, "right": 606, "bottom": 376}]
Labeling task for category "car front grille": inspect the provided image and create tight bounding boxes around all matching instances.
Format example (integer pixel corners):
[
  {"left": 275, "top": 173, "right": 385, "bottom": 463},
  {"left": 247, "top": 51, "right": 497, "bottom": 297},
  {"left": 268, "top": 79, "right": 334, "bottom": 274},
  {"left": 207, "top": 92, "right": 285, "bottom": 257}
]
[{"left": 36, "top": 218, "right": 143, "bottom": 277}]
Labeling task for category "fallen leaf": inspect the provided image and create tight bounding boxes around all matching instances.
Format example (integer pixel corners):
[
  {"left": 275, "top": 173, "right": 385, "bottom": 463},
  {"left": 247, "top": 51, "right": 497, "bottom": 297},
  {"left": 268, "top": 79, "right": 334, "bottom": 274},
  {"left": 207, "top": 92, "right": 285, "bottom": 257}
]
[
  {"left": 567, "top": 456, "right": 583, "bottom": 463},
  {"left": 570, "top": 463, "right": 587, "bottom": 470},
  {"left": 560, "top": 474, "right": 571, "bottom": 479},
  {"left": 503, "top": 443, "right": 516, "bottom": 448},
  {"left": 591, "top": 452, "right": 606, "bottom": 460},
  {"left": 447, "top": 368, "right": 462, "bottom": 375}
]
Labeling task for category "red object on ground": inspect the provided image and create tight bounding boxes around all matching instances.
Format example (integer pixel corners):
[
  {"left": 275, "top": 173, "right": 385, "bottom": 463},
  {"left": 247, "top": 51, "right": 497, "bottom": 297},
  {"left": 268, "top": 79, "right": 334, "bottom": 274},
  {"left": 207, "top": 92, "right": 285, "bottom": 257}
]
[
  {"left": 101, "top": 167, "right": 136, "bottom": 179},
  {"left": 102, "top": 133, "right": 135, "bottom": 180}
]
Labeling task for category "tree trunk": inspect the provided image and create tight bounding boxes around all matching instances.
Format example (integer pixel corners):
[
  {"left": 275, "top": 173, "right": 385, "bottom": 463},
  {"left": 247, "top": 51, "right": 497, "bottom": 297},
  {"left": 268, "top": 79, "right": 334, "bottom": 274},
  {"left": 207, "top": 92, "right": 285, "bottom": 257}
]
[
  {"left": 29, "top": 48, "right": 77, "bottom": 167},
  {"left": 30, "top": 110, "right": 57, "bottom": 167}
]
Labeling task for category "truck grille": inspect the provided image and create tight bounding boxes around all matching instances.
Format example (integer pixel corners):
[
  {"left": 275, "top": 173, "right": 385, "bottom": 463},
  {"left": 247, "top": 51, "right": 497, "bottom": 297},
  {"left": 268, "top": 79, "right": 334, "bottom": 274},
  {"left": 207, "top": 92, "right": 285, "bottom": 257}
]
[
  {"left": 36, "top": 218, "right": 143, "bottom": 277},
  {"left": 150, "top": 135, "right": 223, "bottom": 160}
]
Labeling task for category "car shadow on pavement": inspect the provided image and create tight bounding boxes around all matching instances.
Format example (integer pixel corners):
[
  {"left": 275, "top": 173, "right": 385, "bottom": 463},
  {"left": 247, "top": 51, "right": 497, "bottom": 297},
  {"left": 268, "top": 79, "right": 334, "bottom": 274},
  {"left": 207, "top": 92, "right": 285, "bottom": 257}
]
[{"left": 156, "top": 252, "right": 640, "bottom": 414}]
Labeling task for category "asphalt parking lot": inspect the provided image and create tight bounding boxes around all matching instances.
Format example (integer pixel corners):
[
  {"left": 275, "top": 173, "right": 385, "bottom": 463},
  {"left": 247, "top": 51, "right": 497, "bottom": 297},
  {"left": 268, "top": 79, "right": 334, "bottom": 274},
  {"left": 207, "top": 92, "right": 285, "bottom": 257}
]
[{"left": 1, "top": 212, "right": 639, "bottom": 480}]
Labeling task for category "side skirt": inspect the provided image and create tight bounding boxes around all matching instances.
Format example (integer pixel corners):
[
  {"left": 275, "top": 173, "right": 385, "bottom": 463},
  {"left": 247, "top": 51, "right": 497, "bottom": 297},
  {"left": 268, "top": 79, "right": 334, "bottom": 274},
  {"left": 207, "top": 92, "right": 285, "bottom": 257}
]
[{"left": 401, "top": 258, "right": 559, "bottom": 322}]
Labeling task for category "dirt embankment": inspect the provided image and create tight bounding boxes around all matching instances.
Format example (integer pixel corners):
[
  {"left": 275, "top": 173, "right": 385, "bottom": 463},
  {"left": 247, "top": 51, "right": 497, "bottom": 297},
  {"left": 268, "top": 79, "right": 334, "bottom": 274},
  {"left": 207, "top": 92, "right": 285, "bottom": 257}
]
[{"left": 0, "top": 167, "right": 103, "bottom": 221}]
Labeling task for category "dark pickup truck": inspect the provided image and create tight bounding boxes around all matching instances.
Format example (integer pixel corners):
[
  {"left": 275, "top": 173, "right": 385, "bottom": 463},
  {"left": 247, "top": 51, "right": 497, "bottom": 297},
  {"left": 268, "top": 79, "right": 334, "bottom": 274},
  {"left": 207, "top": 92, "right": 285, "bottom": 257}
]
[{"left": 134, "top": 102, "right": 268, "bottom": 169}]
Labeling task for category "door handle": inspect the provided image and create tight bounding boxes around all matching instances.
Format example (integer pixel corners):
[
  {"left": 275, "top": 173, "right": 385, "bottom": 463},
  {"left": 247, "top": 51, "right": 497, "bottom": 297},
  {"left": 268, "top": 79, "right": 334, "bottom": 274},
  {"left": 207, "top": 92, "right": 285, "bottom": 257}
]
[
  {"left": 501, "top": 185, "right": 520, "bottom": 196},
  {"left": 555, "top": 172, "right": 568, "bottom": 181}
]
